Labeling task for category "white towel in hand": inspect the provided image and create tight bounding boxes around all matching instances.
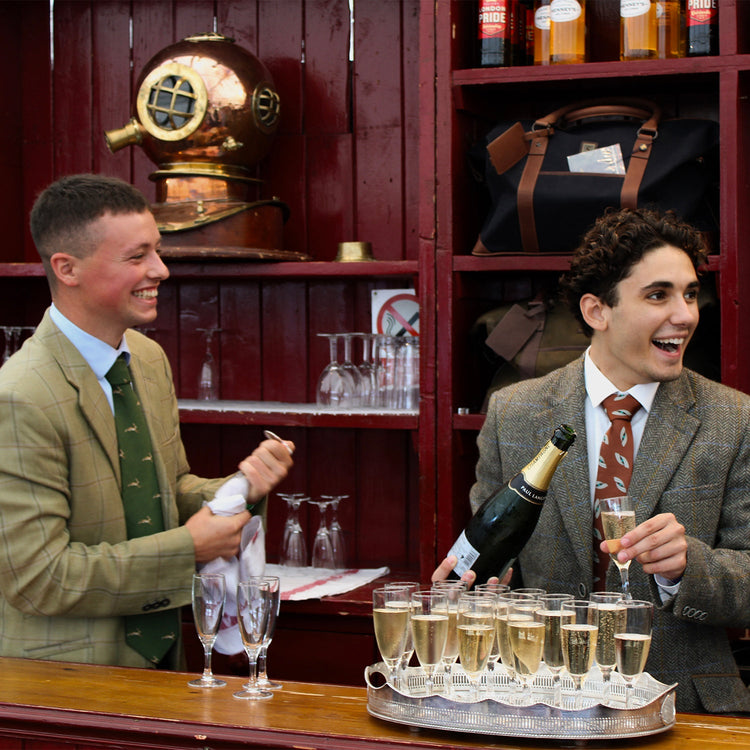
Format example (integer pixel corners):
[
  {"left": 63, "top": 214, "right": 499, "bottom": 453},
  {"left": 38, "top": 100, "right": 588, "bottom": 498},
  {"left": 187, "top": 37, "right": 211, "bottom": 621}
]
[{"left": 199, "top": 482, "right": 266, "bottom": 655}]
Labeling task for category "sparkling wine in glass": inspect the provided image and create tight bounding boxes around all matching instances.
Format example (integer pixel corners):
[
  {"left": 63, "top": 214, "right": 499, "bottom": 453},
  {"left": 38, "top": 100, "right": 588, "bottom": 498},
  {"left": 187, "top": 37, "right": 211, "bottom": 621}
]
[
  {"left": 590, "top": 591, "right": 627, "bottom": 702},
  {"left": 614, "top": 599, "right": 653, "bottom": 708},
  {"left": 561, "top": 599, "right": 599, "bottom": 709},
  {"left": 188, "top": 573, "right": 227, "bottom": 688},
  {"left": 536, "top": 593, "right": 574, "bottom": 706},
  {"left": 599, "top": 495, "right": 637, "bottom": 599},
  {"left": 431, "top": 579, "right": 468, "bottom": 693},
  {"left": 234, "top": 579, "right": 272, "bottom": 700},
  {"left": 508, "top": 598, "right": 545, "bottom": 704},
  {"left": 384, "top": 582, "right": 419, "bottom": 676},
  {"left": 456, "top": 592, "right": 495, "bottom": 700},
  {"left": 410, "top": 590, "right": 449, "bottom": 696},
  {"left": 373, "top": 586, "right": 411, "bottom": 688}
]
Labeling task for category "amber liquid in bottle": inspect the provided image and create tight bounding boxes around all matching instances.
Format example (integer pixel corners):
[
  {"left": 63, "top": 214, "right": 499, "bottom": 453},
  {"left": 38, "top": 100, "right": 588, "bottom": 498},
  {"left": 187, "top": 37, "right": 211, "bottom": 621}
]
[
  {"left": 656, "top": 1, "right": 684, "bottom": 59},
  {"left": 533, "top": 0, "right": 551, "bottom": 64},
  {"left": 620, "top": 0, "right": 657, "bottom": 60},
  {"left": 550, "top": 0, "right": 587, "bottom": 64}
]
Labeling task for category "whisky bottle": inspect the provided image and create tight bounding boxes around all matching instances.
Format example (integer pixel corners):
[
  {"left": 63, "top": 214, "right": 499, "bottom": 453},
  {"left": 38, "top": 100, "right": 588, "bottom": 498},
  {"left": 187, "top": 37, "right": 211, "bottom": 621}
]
[
  {"left": 686, "top": 0, "right": 718, "bottom": 56},
  {"left": 479, "top": 0, "right": 513, "bottom": 66},
  {"left": 533, "top": 0, "right": 552, "bottom": 64},
  {"left": 446, "top": 424, "right": 576, "bottom": 584},
  {"left": 550, "top": 0, "right": 587, "bottom": 64},
  {"left": 620, "top": 0, "right": 657, "bottom": 60},
  {"left": 656, "top": 1, "right": 684, "bottom": 58}
]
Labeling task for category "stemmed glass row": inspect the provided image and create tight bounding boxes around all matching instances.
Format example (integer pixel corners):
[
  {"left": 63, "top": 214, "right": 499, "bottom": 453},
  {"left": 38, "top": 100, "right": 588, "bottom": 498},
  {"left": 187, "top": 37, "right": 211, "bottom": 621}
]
[
  {"left": 188, "top": 572, "right": 284, "bottom": 700},
  {"left": 278, "top": 493, "right": 347, "bottom": 569},
  {"left": 316, "top": 332, "right": 419, "bottom": 410},
  {"left": 373, "top": 583, "right": 654, "bottom": 709},
  {"left": 1, "top": 325, "right": 36, "bottom": 364}
]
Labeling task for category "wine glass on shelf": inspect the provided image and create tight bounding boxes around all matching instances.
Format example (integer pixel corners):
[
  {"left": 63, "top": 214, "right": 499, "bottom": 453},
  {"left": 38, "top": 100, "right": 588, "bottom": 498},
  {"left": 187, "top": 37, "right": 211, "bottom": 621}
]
[
  {"left": 255, "top": 575, "right": 282, "bottom": 691},
  {"left": 598, "top": 495, "right": 637, "bottom": 599},
  {"left": 278, "top": 493, "right": 308, "bottom": 567},
  {"left": 356, "top": 333, "right": 378, "bottom": 406},
  {"left": 316, "top": 333, "right": 357, "bottom": 407},
  {"left": 309, "top": 498, "right": 335, "bottom": 569},
  {"left": 456, "top": 592, "right": 495, "bottom": 701},
  {"left": 561, "top": 599, "right": 599, "bottom": 710},
  {"left": 410, "top": 590, "right": 449, "bottom": 697},
  {"left": 321, "top": 494, "right": 347, "bottom": 569},
  {"left": 340, "top": 333, "right": 364, "bottom": 406},
  {"left": 234, "top": 578, "right": 272, "bottom": 700},
  {"left": 614, "top": 599, "right": 653, "bottom": 709},
  {"left": 196, "top": 327, "right": 220, "bottom": 400},
  {"left": 372, "top": 586, "right": 411, "bottom": 689},
  {"left": 187, "top": 573, "right": 227, "bottom": 688},
  {"left": 384, "top": 581, "right": 419, "bottom": 677},
  {"left": 590, "top": 591, "right": 627, "bottom": 703},
  {"left": 536, "top": 593, "right": 574, "bottom": 707}
]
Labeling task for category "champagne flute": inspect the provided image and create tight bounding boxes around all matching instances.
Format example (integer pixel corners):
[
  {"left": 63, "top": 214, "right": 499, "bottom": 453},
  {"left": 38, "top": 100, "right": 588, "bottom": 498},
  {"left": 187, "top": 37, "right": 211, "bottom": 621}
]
[
  {"left": 278, "top": 493, "right": 308, "bottom": 567},
  {"left": 384, "top": 581, "right": 420, "bottom": 676},
  {"left": 598, "top": 495, "right": 637, "bottom": 599},
  {"left": 256, "top": 575, "right": 282, "bottom": 690},
  {"left": 614, "top": 599, "right": 653, "bottom": 708},
  {"left": 495, "top": 592, "right": 535, "bottom": 695},
  {"left": 508, "top": 598, "right": 545, "bottom": 704},
  {"left": 431, "top": 579, "right": 467, "bottom": 693},
  {"left": 309, "top": 498, "right": 335, "bottom": 568},
  {"left": 321, "top": 494, "right": 347, "bottom": 569},
  {"left": 590, "top": 591, "right": 627, "bottom": 702},
  {"left": 561, "top": 599, "right": 599, "bottom": 709},
  {"left": 536, "top": 593, "right": 574, "bottom": 706},
  {"left": 474, "top": 584, "right": 507, "bottom": 682},
  {"left": 456, "top": 592, "right": 495, "bottom": 700},
  {"left": 187, "top": 573, "right": 227, "bottom": 688},
  {"left": 372, "top": 586, "right": 411, "bottom": 688},
  {"left": 234, "top": 579, "right": 272, "bottom": 700},
  {"left": 410, "top": 590, "right": 449, "bottom": 696}
]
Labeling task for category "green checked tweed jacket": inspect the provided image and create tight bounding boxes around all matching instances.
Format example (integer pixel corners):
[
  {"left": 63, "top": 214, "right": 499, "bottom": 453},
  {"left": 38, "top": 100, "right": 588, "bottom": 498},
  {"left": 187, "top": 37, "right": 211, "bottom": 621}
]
[
  {"left": 471, "top": 356, "right": 750, "bottom": 714},
  {"left": 0, "top": 310, "right": 226, "bottom": 669}
]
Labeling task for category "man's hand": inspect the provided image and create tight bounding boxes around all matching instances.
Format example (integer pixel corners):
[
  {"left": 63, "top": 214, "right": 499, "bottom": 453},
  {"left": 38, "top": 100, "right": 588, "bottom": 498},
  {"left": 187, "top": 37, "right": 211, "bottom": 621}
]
[
  {"left": 430, "top": 555, "right": 511, "bottom": 587},
  {"left": 185, "top": 505, "right": 251, "bottom": 563},
  {"left": 602, "top": 512, "right": 687, "bottom": 582},
  {"left": 238, "top": 436, "right": 295, "bottom": 505}
]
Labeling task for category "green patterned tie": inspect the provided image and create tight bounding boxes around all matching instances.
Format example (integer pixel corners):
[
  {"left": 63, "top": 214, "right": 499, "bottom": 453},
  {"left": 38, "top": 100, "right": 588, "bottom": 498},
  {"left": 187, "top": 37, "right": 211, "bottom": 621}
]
[{"left": 106, "top": 354, "right": 178, "bottom": 664}]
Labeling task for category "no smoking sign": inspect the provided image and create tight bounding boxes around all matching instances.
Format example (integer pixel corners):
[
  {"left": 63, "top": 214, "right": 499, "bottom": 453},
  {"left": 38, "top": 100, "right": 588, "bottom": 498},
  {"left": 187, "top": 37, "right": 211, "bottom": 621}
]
[{"left": 371, "top": 289, "right": 419, "bottom": 336}]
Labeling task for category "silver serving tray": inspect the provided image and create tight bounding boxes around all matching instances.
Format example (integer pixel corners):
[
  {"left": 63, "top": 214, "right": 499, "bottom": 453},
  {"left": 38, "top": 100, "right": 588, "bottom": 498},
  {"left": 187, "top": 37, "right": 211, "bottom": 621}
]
[{"left": 365, "top": 663, "right": 676, "bottom": 740}]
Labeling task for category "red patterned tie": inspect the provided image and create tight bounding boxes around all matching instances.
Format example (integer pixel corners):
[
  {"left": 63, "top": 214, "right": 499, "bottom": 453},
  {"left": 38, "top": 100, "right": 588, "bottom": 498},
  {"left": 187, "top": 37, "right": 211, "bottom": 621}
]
[{"left": 593, "top": 393, "right": 641, "bottom": 590}]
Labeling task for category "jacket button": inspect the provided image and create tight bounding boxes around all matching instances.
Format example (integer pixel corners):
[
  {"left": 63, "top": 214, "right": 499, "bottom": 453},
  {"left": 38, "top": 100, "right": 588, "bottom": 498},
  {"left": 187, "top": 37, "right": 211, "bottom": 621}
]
[{"left": 578, "top": 583, "right": 588, "bottom": 598}]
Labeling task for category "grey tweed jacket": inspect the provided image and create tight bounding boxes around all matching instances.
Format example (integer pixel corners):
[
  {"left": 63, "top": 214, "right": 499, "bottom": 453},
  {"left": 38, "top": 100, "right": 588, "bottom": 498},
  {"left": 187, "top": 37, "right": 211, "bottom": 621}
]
[
  {"left": 471, "top": 356, "right": 750, "bottom": 713},
  {"left": 0, "top": 310, "right": 227, "bottom": 669}
]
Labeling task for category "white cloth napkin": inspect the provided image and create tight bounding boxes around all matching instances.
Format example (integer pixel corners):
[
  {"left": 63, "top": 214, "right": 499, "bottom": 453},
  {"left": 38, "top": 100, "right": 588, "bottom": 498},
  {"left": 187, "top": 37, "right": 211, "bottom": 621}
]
[
  {"left": 264, "top": 563, "right": 390, "bottom": 600},
  {"left": 199, "top": 482, "right": 266, "bottom": 655}
]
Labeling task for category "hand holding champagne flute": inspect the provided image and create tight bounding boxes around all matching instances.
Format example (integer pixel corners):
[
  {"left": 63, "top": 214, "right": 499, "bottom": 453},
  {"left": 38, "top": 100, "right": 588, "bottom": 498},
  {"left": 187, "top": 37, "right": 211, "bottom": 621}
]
[{"left": 599, "top": 495, "right": 637, "bottom": 599}]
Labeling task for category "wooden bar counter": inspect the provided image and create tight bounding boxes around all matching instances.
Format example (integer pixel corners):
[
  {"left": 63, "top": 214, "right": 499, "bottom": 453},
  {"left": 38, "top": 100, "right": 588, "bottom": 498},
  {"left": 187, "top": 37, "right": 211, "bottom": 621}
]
[{"left": 0, "top": 658, "right": 749, "bottom": 749}]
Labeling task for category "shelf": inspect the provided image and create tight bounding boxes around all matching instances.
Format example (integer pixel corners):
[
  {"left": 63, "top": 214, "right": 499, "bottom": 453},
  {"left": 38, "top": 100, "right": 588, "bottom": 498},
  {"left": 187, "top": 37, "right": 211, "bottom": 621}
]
[
  {"left": 453, "top": 412, "right": 485, "bottom": 432},
  {"left": 453, "top": 255, "right": 721, "bottom": 273},
  {"left": 178, "top": 400, "right": 419, "bottom": 429},
  {"left": 166, "top": 259, "right": 418, "bottom": 279},
  {"left": 0, "top": 263, "right": 45, "bottom": 277}
]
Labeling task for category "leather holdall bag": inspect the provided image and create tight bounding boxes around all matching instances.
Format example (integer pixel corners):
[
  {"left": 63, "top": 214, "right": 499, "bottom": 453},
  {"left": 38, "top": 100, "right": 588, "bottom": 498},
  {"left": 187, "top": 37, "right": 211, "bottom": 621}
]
[{"left": 470, "top": 98, "right": 720, "bottom": 255}]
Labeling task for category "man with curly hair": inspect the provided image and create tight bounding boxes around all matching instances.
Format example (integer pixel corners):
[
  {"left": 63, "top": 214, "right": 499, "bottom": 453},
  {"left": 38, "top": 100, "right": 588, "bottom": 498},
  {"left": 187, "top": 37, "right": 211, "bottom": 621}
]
[{"left": 435, "top": 207, "right": 750, "bottom": 713}]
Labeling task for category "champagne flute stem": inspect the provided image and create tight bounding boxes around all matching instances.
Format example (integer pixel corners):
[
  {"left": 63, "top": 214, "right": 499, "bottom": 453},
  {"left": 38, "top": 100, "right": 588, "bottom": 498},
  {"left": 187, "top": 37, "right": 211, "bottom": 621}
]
[
  {"left": 618, "top": 562, "right": 632, "bottom": 600},
  {"left": 202, "top": 643, "right": 214, "bottom": 681}
]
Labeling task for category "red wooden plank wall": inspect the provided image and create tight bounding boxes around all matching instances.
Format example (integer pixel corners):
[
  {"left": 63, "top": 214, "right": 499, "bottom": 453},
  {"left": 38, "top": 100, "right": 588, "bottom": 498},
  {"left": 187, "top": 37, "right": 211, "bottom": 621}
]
[{"left": 0, "top": 0, "right": 424, "bottom": 573}]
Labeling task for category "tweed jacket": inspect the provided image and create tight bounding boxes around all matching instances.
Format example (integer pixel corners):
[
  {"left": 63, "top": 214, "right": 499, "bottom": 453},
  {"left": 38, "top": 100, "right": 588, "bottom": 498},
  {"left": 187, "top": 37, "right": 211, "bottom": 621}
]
[
  {"left": 0, "top": 310, "right": 226, "bottom": 668},
  {"left": 471, "top": 356, "right": 750, "bottom": 713}
]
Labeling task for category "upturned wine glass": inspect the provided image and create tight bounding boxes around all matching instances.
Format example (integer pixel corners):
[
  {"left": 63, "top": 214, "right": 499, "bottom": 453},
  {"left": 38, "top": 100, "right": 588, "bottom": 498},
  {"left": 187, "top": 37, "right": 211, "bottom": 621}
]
[
  {"left": 234, "top": 579, "right": 272, "bottom": 700},
  {"left": 590, "top": 591, "right": 627, "bottom": 702},
  {"left": 278, "top": 493, "right": 308, "bottom": 567},
  {"left": 598, "top": 495, "right": 636, "bottom": 599},
  {"left": 410, "top": 590, "right": 449, "bottom": 696},
  {"left": 309, "top": 498, "right": 335, "bottom": 569},
  {"left": 372, "top": 586, "right": 411, "bottom": 688},
  {"left": 188, "top": 573, "right": 227, "bottom": 688},
  {"left": 255, "top": 575, "right": 282, "bottom": 691},
  {"left": 196, "top": 327, "right": 220, "bottom": 400},
  {"left": 321, "top": 494, "right": 347, "bottom": 569},
  {"left": 561, "top": 599, "right": 599, "bottom": 709},
  {"left": 614, "top": 599, "right": 653, "bottom": 708},
  {"left": 316, "top": 333, "right": 357, "bottom": 407}
]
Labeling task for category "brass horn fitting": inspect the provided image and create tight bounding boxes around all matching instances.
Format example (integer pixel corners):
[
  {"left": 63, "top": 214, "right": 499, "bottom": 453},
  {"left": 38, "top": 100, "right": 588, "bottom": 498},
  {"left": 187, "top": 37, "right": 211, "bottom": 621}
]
[{"left": 104, "top": 117, "right": 145, "bottom": 153}]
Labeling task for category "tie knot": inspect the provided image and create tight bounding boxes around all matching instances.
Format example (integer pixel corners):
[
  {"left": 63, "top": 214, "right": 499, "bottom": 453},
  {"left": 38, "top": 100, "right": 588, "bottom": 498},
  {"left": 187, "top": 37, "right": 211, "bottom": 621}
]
[
  {"left": 602, "top": 392, "right": 641, "bottom": 423},
  {"left": 105, "top": 355, "right": 131, "bottom": 387}
]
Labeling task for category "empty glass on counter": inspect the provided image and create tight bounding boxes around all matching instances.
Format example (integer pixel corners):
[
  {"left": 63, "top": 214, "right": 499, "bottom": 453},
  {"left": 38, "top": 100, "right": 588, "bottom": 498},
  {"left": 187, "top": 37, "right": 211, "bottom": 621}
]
[
  {"left": 234, "top": 578, "right": 272, "bottom": 700},
  {"left": 255, "top": 575, "right": 282, "bottom": 691},
  {"left": 188, "top": 572, "right": 227, "bottom": 688}
]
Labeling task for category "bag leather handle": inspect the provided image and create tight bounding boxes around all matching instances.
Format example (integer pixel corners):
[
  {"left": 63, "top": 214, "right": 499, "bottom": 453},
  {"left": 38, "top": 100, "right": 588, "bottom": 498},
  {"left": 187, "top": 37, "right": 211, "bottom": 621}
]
[{"left": 518, "top": 99, "right": 661, "bottom": 252}]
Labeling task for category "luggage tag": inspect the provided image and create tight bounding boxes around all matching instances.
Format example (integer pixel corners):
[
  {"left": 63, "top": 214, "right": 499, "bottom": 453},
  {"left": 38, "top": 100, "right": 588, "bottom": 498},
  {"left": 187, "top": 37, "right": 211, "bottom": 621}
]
[
  {"left": 485, "top": 302, "right": 542, "bottom": 361},
  {"left": 487, "top": 122, "right": 530, "bottom": 176}
]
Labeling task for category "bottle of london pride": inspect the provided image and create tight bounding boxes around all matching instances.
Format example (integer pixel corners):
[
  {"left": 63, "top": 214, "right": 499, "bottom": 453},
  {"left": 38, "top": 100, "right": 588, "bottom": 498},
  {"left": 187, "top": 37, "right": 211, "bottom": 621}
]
[{"left": 447, "top": 423, "right": 576, "bottom": 584}]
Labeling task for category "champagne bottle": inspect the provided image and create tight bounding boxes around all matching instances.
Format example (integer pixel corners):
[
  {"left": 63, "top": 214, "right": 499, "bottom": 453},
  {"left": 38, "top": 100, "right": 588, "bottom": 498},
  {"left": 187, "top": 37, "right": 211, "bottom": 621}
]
[
  {"left": 686, "top": 0, "right": 718, "bottom": 56},
  {"left": 447, "top": 423, "right": 576, "bottom": 584}
]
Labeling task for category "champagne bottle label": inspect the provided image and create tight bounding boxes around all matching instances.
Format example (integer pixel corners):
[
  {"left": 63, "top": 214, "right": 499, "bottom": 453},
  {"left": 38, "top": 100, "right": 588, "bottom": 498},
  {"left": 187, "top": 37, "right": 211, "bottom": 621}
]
[
  {"left": 621, "top": 0, "right": 652, "bottom": 18},
  {"left": 550, "top": 0, "right": 582, "bottom": 23},
  {"left": 447, "top": 530, "right": 481, "bottom": 577},
  {"left": 508, "top": 471, "right": 546, "bottom": 505}
]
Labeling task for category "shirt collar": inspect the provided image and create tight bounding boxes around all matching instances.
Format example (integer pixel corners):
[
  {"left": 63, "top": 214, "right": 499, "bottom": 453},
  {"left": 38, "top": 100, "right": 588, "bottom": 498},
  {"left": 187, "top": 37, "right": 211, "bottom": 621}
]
[
  {"left": 584, "top": 348, "right": 659, "bottom": 413},
  {"left": 49, "top": 303, "right": 131, "bottom": 379}
]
